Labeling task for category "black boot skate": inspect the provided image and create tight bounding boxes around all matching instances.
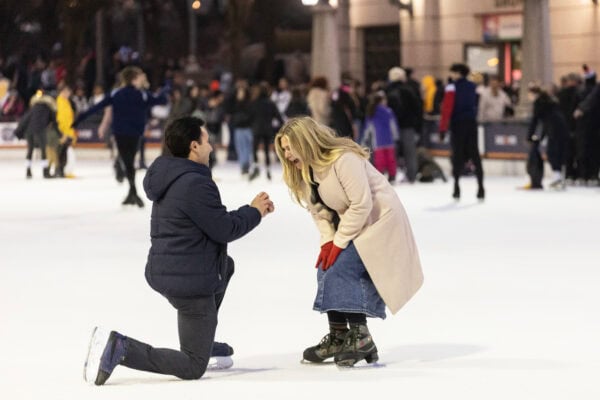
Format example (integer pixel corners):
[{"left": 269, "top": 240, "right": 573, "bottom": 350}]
[
  {"left": 452, "top": 182, "right": 460, "bottom": 200},
  {"left": 477, "top": 186, "right": 485, "bottom": 201},
  {"left": 43, "top": 167, "right": 52, "bottom": 178},
  {"left": 334, "top": 323, "right": 378, "bottom": 367},
  {"left": 26, "top": 167, "right": 32, "bottom": 179},
  {"left": 302, "top": 327, "right": 348, "bottom": 363}
]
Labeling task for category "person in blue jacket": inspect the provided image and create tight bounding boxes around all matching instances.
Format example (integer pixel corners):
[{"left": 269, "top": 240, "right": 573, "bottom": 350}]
[
  {"left": 73, "top": 66, "right": 168, "bottom": 207},
  {"left": 83, "top": 116, "right": 275, "bottom": 386},
  {"left": 439, "top": 63, "right": 485, "bottom": 200}
]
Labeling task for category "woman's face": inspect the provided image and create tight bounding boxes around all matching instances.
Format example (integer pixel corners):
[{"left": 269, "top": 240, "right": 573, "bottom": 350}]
[{"left": 280, "top": 136, "right": 302, "bottom": 170}]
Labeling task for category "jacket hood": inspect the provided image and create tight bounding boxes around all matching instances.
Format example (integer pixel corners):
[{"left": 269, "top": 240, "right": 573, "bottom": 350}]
[
  {"left": 30, "top": 94, "right": 57, "bottom": 111},
  {"left": 143, "top": 156, "right": 211, "bottom": 202}
]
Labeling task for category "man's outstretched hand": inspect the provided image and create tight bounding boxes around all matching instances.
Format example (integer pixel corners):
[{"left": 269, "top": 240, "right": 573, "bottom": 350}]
[{"left": 251, "top": 192, "right": 275, "bottom": 217}]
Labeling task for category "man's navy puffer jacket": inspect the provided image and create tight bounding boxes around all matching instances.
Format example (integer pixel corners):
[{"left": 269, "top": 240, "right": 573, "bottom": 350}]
[{"left": 143, "top": 156, "right": 261, "bottom": 297}]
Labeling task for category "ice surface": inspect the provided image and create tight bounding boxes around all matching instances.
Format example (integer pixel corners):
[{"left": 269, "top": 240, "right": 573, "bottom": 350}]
[{"left": 1, "top": 157, "right": 599, "bottom": 399}]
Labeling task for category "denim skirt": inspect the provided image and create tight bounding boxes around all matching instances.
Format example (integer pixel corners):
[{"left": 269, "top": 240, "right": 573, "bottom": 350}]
[{"left": 313, "top": 242, "right": 386, "bottom": 319}]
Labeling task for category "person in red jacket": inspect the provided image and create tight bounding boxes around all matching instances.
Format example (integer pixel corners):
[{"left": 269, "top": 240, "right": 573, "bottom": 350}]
[{"left": 439, "top": 63, "right": 485, "bottom": 200}]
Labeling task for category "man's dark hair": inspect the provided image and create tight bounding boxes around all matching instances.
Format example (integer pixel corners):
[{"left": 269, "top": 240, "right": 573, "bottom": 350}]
[
  {"left": 450, "top": 63, "right": 470, "bottom": 77},
  {"left": 164, "top": 117, "right": 205, "bottom": 158}
]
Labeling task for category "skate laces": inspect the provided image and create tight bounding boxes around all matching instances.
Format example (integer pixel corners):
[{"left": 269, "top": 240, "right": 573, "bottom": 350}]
[
  {"left": 319, "top": 333, "right": 334, "bottom": 349},
  {"left": 344, "top": 326, "right": 360, "bottom": 350}
]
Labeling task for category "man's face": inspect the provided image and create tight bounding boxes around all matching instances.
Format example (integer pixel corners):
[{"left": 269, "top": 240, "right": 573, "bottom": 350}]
[
  {"left": 449, "top": 71, "right": 461, "bottom": 81},
  {"left": 190, "top": 128, "right": 213, "bottom": 166}
]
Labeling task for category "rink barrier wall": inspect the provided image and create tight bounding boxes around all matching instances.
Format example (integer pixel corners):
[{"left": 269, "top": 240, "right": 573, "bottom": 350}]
[{"left": 1, "top": 118, "right": 536, "bottom": 161}]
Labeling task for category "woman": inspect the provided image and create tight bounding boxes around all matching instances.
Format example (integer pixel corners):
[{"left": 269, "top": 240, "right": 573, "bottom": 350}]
[
  {"left": 274, "top": 117, "right": 424, "bottom": 367},
  {"left": 74, "top": 66, "right": 168, "bottom": 207},
  {"left": 527, "top": 84, "right": 570, "bottom": 189}
]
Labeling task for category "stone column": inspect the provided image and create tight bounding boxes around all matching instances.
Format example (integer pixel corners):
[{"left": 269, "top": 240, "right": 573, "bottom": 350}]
[
  {"left": 95, "top": 9, "right": 104, "bottom": 87},
  {"left": 311, "top": 2, "right": 341, "bottom": 89},
  {"left": 519, "top": 0, "right": 553, "bottom": 113},
  {"left": 336, "top": 0, "right": 351, "bottom": 76}
]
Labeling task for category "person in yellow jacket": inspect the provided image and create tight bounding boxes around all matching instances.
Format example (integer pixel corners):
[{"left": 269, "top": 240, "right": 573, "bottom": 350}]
[{"left": 56, "top": 83, "right": 77, "bottom": 178}]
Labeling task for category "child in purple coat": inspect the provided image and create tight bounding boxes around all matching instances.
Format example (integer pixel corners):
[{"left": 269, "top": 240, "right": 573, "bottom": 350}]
[{"left": 360, "top": 93, "right": 400, "bottom": 182}]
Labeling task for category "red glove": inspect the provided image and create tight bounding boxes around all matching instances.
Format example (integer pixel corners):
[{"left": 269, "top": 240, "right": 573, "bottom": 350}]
[
  {"left": 315, "top": 241, "right": 333, "bottom": 269},
  {"left": 322, "top": 244, "right": 343, "bottom": 271}
]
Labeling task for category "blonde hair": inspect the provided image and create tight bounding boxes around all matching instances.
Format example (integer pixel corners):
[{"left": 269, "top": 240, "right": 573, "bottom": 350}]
[{"left": 274, "top": 116, "right": 369, "bottom": 206}]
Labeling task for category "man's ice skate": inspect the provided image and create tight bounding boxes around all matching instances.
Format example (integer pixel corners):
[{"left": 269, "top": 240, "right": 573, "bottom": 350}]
[
  {"left": 302, "top": 328, "right": 348, "bottom": 363},
  {"left": 208, "top": 341, "right": 234, "bottom": 370},
  {"left": 83, "top": 327, "right": 128, "bottom": 385},
  {"left": 334, "top": 323, "right": 379, "bottom": 367}
]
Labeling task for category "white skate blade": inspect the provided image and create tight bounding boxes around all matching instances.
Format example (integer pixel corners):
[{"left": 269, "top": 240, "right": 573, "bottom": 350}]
[
  {"left": 207, "top": 356, "right": 233, "bottom": 370},
  {"left": 83, "top": 327, "right": 111, "bottom": 384}
]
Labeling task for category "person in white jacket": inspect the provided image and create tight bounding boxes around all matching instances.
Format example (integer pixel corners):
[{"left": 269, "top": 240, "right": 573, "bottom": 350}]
[{"left": 478, "top": 76, "right": 512, "bottom": 122}]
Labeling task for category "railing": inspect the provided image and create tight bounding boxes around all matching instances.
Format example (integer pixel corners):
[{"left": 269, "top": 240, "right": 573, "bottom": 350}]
[{"left": 1, "top": 115, "right": 538, "bottom": 159}]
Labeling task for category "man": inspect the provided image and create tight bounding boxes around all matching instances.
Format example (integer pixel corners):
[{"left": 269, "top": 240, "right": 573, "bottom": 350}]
[
  {"left": 385, "top": 67, "right": 421, "bottom": 183},
  {"left": 557, "top": 73, "right": 582, "bottom": 182},
  {"left": 439, "top": 63, "right": 485, "bottom": 200},
  {"left": 574, "top": 80, "right": 600, "bottom": 185},
  {"left": 83, "top": 117, "right": 275, "bottom": 386}
]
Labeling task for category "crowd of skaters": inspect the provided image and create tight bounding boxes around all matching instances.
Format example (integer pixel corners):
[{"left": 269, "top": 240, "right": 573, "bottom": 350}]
[{"left": 3, "top": 51, "right": 600, "bottom": 202}]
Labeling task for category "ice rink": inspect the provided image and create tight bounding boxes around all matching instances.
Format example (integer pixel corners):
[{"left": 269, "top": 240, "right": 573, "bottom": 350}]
[{"left": 1, "top": 154, "right": 599, "bottom": 400}]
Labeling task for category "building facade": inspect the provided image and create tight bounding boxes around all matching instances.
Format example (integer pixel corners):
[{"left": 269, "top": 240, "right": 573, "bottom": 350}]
[{"left": 345, "top": 0, "right": 600, "bottom": 86}]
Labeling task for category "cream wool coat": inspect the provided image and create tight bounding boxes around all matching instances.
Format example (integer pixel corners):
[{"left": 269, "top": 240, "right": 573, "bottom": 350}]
[{"left": 307, "top": 152, "right": 424, "bottom": 314}]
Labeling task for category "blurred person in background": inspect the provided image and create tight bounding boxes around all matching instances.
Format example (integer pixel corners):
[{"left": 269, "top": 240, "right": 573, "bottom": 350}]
[
  {"left": 14, "top": 91, "right": 56, "bottom": 179},
  {"left": 226, "top": 79, "right": 254, "bottom": 176},
  {"left": 477, "top": 76, "right": 511, "bottom": 122},
  {"left": 574, "top": 77, "right": 600, "bottom": 185},
  {"left": 420, "top": 75, "right": 442, "bottom": 148},
  {"left": 274, "top": 117, "right": 423, "bottom": 367},
  {"left": 204, "top": 90, "right": 226, "bottom": 169},
  {"left": 56, "top": 83, "right": 77, "bottom": 178},
  {"left": 167, "top": 87, "right": 194, "bottom": 125},
  {"left": 249, "top": 82, "right": 283, "bottom": 181},
  {"left": 307, "top": 76, "right": 330, "bottom": 127},
  {"left": 0, "top": 89, "right": 24, "bottom": 120},
  {"left": 71, "top": 85, "right": 90, "bottom": 116},
  {"left": 527, "top": 84, "right": 570, "bottom": 189},
  {"left": 73, "top": 66, "right": 169, "bottom": 207},
  {"left": 360, "top": 92, "right": 399, "bottom": 183},
  {"left": 285, "top": 86, "right": 310, "bottom": 119},
  {"left": 386, "top": 67, "right": 420, "bottom": 183},
  {"left": 330, "top": 75, "right": 358, "bottom": 139},
  {"left": 271, "top": 77, "right": 291, "bottom": 121},
  {"left": 439, "top": 63, "right": 485, "bottom": 200},
  {"left": 557, "top": 73, "right": 582, "bottom": 183}
]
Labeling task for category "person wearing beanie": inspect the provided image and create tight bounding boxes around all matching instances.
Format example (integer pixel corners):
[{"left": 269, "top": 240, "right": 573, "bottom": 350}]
[{"left": 439, "top": 63, "right": 485, "bottom": 200}]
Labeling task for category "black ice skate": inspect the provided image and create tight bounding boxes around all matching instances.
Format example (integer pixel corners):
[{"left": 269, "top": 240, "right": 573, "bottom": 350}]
[
  {"left": 452, "top": 182, "right": 460, "bottom": 200},
  {"left": 477, "top": 186, "right": 485, "bottom": 201},
  {"left": 208, "top": 341, "right": 234, "bottom": 370},
  {"left": 302, "top": 328, "right": 348, "bottom": 363},
  {"left": 334, "top": 323, "right": 379, "bottom": 367},
  {"left": 84, "top": 327, "right": 128, "bottom": 385}
]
